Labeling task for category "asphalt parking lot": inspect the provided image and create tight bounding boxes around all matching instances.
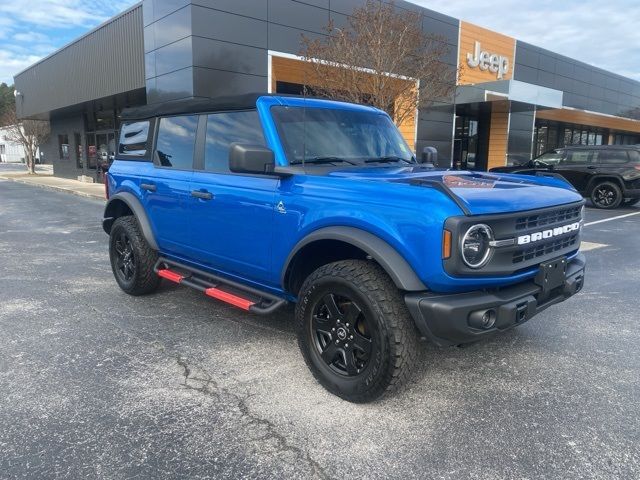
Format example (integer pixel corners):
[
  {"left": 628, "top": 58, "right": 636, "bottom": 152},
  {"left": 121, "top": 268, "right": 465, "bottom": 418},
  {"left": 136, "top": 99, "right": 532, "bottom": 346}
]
[{"left": 0, "top": 179, "right": 638, "bottom": 479}]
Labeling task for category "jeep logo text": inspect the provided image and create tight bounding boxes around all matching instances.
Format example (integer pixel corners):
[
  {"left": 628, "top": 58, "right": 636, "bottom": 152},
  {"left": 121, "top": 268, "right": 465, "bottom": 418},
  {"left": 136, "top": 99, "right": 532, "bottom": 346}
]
[{"left": 466, "top": 41, "right": 509, "bottom": 79}]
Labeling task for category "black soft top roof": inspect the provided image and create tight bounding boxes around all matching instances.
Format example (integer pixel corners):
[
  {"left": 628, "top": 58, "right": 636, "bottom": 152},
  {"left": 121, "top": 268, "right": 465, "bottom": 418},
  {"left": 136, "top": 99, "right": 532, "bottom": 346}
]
[{"left": 121, "top": 93, "right": 267, "bottom": 121}]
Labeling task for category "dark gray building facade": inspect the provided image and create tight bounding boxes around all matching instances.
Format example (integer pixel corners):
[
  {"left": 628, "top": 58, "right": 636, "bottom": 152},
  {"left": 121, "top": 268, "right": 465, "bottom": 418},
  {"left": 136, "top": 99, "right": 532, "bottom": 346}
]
[{"left": 14, "top": 0, "right": 640, "bottom": 180}]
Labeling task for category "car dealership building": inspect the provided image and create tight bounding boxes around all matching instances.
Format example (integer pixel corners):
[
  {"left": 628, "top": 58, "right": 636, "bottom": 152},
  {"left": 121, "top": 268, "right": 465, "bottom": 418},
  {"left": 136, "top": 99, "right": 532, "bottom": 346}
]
[{"left": 14, "top": 0, "right": 640, "bottom": 181}]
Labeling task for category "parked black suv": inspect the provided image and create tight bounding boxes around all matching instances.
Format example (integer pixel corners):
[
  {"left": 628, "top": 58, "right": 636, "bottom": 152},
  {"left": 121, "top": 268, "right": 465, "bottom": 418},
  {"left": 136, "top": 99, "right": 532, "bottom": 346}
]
[{"left": 491, "top": 145, "right": 640, "bottom": 209}]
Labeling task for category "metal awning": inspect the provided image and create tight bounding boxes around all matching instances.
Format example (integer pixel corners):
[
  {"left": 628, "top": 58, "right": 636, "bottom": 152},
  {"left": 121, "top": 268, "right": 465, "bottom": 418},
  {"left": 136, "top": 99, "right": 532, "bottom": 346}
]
[{"left": 455, "top": 80, "right": 564, "bottom": 109}]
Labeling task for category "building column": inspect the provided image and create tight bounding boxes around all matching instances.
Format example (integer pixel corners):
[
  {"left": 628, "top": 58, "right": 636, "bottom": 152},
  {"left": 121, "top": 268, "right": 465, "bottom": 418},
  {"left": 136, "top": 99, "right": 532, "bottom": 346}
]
[{"left": 487, "top": 101, "right": 509, "bottom": 170}]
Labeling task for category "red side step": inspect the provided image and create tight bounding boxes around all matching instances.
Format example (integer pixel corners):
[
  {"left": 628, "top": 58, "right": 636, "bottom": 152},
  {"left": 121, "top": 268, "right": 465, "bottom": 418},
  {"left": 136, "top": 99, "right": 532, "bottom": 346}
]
[
  {"left": 157, "top": 269, "right": 184, "bottom": 283},
  {"left": 205, "top": 288, "right": 255, "bottom": 311},
  {"left": 157, "top": 268, "right": 255, "bottom": 311}
]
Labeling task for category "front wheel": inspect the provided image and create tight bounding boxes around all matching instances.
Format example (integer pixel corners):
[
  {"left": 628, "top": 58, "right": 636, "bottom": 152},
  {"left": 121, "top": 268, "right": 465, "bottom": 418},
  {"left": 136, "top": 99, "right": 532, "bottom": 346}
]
[
  {"left": 296, "top": 260, "right": 419, "bottom": 403},
  {"left": 590, "top": 181, "right": 623, "bottom": 209}
]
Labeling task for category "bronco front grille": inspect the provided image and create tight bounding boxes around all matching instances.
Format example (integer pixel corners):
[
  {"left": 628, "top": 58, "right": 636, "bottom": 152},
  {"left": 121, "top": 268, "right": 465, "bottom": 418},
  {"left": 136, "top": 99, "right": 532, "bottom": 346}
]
[
  {"left": 512, "top": 233, "right": 579, "bottom": 264},
  {"left": 515, "top": 205, "right": 582, "bottom": 231}
]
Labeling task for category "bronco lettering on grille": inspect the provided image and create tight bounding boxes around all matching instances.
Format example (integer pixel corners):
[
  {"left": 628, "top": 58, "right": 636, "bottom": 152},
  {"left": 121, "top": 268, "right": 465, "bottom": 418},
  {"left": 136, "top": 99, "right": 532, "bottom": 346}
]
[{"left": 517, "top": 222, "right": 581, "bottom": 246}]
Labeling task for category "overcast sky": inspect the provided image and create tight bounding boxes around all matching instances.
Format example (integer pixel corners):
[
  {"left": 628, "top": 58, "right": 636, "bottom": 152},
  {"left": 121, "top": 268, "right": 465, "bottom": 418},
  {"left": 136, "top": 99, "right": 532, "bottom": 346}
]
[{"left": 1, "top": 0, "right": 639, "bottom": 85}]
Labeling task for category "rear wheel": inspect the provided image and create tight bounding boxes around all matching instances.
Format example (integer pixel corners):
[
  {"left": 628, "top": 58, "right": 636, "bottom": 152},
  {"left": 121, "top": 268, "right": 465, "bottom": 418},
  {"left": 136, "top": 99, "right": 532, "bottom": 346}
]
[
  {"left": 296, "top": 260, "right": 419, "bottom": 403},
  {"left": 109, "top": 216, "right": 160, "bottom": 295},
  {"left": 590, "top": 181, "right": 622, "bottom": 209},
  {"left": 622, "top": 198, "right": 640, "bottom": 207}
]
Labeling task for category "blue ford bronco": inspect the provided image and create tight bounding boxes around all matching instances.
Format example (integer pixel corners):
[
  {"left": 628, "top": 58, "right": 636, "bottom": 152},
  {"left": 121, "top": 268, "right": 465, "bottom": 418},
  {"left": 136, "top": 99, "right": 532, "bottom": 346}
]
[{"left": 103, "top": 93, "right": 586, "bottom": 402}]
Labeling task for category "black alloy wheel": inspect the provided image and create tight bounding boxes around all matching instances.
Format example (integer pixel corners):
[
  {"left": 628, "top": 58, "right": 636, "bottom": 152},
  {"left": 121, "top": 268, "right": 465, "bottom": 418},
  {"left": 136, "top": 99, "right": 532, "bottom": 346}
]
[
  {"left": 114, "top": 231, "right": 136, "bottom": 283},
  {"left": 311, "top": 292, "right": 374, "bottom": 377},
  {"left": 591, "top": 181, "right": 622, "bottom": 209},
  {"left": 296, "top": 260, "right": 419, "bottom": 403},
  {"left": 108, "top": 216, "right": 160, "bottom": 295}
]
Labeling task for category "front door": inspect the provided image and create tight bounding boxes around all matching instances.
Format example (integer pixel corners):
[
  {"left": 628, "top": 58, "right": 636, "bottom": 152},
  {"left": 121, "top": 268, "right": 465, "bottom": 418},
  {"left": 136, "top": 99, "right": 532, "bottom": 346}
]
[
  {"left": 555, "top": 149, "right": 596, "bottom": 193},
  {"left": 188, "top": 110, "right": 277, "bottom": 287}
]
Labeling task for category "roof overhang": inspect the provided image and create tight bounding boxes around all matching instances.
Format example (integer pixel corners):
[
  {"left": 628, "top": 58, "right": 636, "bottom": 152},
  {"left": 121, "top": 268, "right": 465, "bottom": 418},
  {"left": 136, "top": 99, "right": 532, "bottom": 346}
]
[{"left": 455, "top": 80, "right": 564, "bottom": 109}]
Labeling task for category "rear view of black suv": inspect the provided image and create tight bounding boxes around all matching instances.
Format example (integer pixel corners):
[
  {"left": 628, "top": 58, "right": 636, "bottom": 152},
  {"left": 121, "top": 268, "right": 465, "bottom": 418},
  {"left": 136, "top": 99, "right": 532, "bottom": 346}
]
[{"left": 491, "top": 145, "right": 640, "bottom": 209}]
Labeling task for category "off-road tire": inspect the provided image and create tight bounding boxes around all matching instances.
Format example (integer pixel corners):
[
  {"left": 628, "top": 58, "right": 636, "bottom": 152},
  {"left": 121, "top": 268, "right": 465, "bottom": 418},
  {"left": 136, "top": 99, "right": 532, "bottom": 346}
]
[
  {"left": 109, "top": 216, "right": 160, "bottom": 296},
  {"left": 296, "top": 260, "right": 420, "bottom": 403},
  {"left": 590, "top": 181, "right": 623, "bottom": 209},
  {"left": 622, "top": 198, "right": 640, "bottom": 207}
]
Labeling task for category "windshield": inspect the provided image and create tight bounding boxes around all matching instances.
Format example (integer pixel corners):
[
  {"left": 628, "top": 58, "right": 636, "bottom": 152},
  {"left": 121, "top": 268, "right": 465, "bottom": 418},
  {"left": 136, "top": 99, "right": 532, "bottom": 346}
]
[{"left": 271, "top": 106, "right": 415, "bottom": 165}]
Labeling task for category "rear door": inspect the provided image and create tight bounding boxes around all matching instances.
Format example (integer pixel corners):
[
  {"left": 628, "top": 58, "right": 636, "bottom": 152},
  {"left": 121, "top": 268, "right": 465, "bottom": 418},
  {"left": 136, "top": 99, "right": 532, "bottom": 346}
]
[
  {"left": 555, "top": 149, "right": 595, "bottom": 192},
  {"left": 188, "top": 110, "right": 278, "bottom": 286},
  {"left": 141, "top": 115, "right": 198, "bottom": 257},
  {"left": 594, "top": 148, "right": 631, "bottom": 174}
]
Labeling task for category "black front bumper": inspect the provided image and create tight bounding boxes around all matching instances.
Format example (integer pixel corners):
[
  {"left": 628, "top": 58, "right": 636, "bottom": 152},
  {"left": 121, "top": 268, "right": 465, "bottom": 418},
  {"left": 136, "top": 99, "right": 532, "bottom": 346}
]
[{"left": 405, "top": 254, "right": 586, "bottom": 347}]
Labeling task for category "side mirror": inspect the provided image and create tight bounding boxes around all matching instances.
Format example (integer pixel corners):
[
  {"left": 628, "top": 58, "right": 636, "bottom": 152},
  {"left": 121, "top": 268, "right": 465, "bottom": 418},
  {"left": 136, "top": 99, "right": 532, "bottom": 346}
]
[
  {"left": 229, "top": 143, "right": 275, "bottom": 175},
  {"left": 420, "top": 146, "right": 438, "bottom": 166}
]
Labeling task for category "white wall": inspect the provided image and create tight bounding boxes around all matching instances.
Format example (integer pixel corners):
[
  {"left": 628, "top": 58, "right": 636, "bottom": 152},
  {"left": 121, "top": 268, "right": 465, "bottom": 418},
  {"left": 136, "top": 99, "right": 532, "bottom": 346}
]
[{"left": 0, "top": 125, "right": 40, "bottom": 163}]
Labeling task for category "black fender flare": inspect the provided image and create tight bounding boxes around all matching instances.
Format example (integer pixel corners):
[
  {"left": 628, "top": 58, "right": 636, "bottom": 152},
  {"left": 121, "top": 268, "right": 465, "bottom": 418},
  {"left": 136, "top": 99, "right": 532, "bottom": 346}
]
[
  {"left": 281, "top": 226, "right": 427, "bottom": 292},
  {"left": 585, "top": 175, "right": 625, "bottom": 195},
  {"left": 102, "top": 192, "right": 158, "bottom": 251}
]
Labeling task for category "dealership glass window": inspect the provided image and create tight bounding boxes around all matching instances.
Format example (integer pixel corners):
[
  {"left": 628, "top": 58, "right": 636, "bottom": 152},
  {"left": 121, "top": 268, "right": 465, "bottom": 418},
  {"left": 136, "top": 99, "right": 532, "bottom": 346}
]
[
  {"left": 613, "top": 133, "right": 640, "bottom": 145},
  {"left": 119, "top": 121, "right": 150, "bottom": 156},
  {"left": 58, "top": 134, "right": 70, "bottom": 160},
  {"left": 534, "top": 120, "right": 608, "bottom": 157},
  {"left": 204, "top": 111, "right": 265, "bottom": 173},
  {"left": 74, "top": 133, "right": 83, "bottom": 169},
  {"left": 155, "top": 115, "right": 198, "bottom": 169}
]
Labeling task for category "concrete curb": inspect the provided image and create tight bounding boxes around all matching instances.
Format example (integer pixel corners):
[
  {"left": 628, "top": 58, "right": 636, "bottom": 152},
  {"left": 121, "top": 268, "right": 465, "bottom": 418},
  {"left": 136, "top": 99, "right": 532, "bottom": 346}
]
[{"left": 0, "top": 175, "right": 106, "bottom": 201}]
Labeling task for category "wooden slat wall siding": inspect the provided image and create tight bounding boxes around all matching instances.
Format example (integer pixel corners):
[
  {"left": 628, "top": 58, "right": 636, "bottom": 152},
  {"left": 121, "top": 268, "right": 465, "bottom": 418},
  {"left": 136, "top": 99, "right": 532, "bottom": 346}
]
[
  {"left": 536, "top": 108, "right": 640, "bottom": 134},
  {"left": 271, "top": 56, "right": 417, "bottom": 148},
  {"left": 458, "top": 21, "right": 515, "bottom": 85},
  {"left": 487, "top": 101, "right": 509, "bottom": 169}
]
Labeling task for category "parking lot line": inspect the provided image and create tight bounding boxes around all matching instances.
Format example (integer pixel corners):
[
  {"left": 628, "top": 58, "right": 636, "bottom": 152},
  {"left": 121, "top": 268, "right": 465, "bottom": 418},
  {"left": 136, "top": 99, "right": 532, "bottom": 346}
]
[
  {"left": 584, "top": 211, "right": 640, "bottom": 227},
  {"left": 580, "top": 241, "right": 607, "bottom": 251}
]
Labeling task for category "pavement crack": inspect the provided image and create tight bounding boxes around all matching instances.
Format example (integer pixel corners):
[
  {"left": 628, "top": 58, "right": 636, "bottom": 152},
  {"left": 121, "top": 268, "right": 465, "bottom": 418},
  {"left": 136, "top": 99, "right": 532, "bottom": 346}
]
[{"left": 174, "top": 355, "right": 330, "bottom": 480}]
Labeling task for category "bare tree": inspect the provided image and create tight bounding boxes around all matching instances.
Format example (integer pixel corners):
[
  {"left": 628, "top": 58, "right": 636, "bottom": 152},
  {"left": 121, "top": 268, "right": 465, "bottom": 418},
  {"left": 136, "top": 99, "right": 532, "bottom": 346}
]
[
  {"left": 1, "top": 109, "right": 50, "bottom": 174},
  {"left": 300, "top": 0, "right": 458, "bottom": 129}
]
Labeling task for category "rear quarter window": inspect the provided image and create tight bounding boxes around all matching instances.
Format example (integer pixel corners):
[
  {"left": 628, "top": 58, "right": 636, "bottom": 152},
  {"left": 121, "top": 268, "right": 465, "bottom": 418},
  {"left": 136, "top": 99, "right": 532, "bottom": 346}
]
[
  {"left": 598, "top": 150, "right": 630, "bottom": 164},
  {"left": 118, "top": 120, "right": 153, "bottom": 160}
]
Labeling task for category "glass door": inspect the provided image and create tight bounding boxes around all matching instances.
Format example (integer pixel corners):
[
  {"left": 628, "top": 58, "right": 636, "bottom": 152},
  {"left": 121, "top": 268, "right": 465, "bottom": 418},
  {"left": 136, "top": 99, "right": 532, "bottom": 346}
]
[
  {"left": 453, "top": 116, "right": 479, "bottom": 170},
  {"left": 86, "top": 133, "right": 97, "bottom": 170}
]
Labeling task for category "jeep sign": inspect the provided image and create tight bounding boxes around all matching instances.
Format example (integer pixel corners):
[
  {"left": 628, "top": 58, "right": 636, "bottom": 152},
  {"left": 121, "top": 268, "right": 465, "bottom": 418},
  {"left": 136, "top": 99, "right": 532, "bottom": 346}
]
[{"left": 466, "top": 41, "right": 509, "bottom": 80}]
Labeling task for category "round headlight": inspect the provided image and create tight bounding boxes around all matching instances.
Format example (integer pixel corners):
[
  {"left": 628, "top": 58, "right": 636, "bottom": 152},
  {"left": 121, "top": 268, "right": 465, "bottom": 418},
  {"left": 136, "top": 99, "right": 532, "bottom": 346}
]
[{"left": 461, "top": 224, "right": 493, "bottom": 268}]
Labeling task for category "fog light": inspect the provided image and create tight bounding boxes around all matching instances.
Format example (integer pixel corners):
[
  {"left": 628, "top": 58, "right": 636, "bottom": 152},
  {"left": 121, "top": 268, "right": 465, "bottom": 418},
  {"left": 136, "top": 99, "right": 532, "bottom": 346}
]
[{"left": 468, "top": 309, "right": 496, "bottom": 329}]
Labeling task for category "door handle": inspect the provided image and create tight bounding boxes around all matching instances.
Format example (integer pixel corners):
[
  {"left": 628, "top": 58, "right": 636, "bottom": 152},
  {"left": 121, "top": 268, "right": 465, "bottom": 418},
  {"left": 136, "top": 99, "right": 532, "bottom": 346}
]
[
  {"left": 141, "top": 183, "right": 156, "bottom": 192},
  {"left": 587, "top": 166, "right": 597, "bottom": 170},
  {"left": 191, "top": 190, "right": 213, "bottom": 200}
]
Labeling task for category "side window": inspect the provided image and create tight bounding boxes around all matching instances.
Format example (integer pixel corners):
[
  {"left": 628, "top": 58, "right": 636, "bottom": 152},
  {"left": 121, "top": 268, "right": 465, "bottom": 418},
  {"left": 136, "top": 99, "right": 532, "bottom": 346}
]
[
  {"left": 563, "top": 150, "right": 592, "bottom": 165},
  {"left": 536, "top": 151, "right": 564, "bottom": 165},
  {"left": 600, "top": 150, "right": 629, "bottom": 164},
  {"left": 628, "top": 150, "right": 640, "bottom": 163},
  {"left": 155, "top": 115, "right": 198, "bottom": 169},
  {"left": 204, "top": 110, "right": 265, "bottom": 173},
  {"left": 119, "top": 121, "right": 150, "bottom": 157}
]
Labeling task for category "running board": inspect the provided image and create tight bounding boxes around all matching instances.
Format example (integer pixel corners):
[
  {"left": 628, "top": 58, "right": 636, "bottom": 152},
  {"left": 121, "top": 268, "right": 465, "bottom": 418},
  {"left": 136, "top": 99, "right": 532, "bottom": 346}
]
[{"left": 154, "top": 258, "right": 287, "bottom": 315}]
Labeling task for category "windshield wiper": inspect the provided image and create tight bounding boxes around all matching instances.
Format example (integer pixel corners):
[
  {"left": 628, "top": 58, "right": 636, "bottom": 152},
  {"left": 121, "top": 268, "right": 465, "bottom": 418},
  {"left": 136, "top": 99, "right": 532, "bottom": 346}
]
[
  {"left": 291, "top": 156, "right": 360, "bottom": 166},
  {"left": 364, "top": 156, "right": 414, "bottom": 164}
]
